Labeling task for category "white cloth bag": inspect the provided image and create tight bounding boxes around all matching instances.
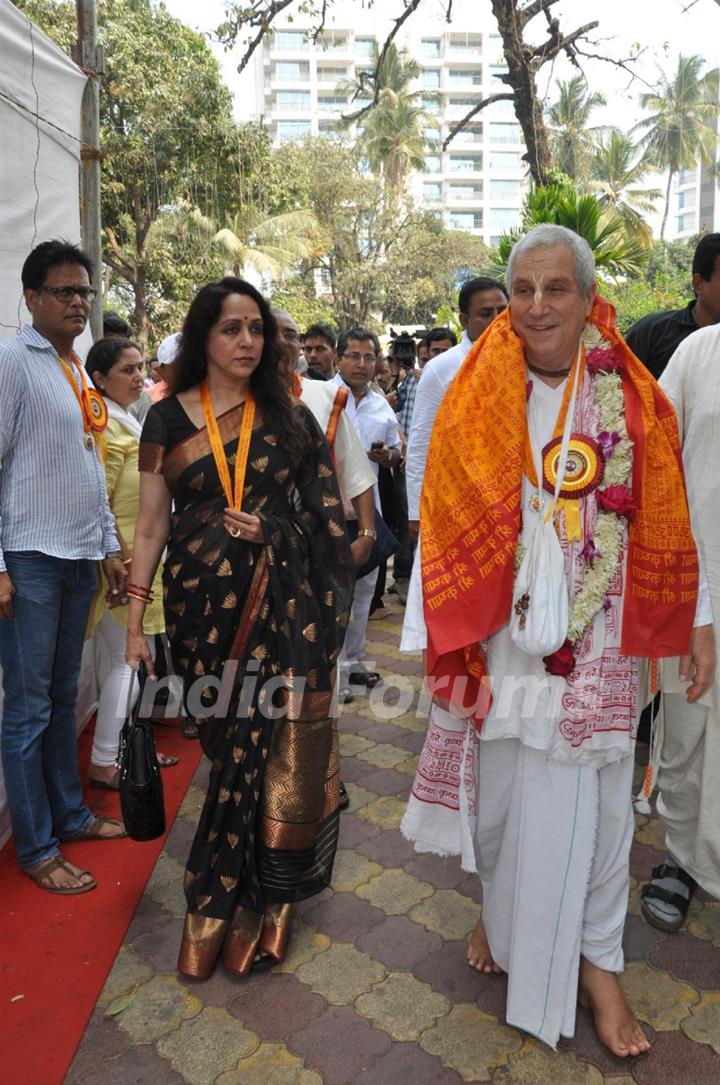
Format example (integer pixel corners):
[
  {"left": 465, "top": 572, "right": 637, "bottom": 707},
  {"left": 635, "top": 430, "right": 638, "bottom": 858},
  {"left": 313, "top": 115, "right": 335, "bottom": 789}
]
[{"left": 509, "top": 345, "right": 582, "bottom": 657}]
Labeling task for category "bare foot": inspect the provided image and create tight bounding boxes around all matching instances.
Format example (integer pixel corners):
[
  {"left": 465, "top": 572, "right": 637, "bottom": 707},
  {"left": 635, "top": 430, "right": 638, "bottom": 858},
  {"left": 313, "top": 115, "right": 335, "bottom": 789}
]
[
  {"left": 467, "top": 917, "right": 503, "bottom": 974},
  {"left": 579, "top": 957, "right": 651, "bottom": 1058}
]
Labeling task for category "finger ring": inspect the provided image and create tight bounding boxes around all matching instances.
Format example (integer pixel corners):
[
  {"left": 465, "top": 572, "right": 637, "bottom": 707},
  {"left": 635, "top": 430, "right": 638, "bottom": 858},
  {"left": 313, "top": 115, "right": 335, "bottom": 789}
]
[
  {"left": 229, "top": 526, "right": 241, "bottom": 538},
  {"left": 120, "top": 596, "right": 128, "bottom": 604}
]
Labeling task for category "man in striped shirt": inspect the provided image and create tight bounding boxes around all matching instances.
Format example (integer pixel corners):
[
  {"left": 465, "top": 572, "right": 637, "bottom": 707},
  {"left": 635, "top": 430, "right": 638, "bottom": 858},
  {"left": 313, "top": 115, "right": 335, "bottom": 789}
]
[{"left": 0, "top": 240, "right": 127, "bottom": 895}]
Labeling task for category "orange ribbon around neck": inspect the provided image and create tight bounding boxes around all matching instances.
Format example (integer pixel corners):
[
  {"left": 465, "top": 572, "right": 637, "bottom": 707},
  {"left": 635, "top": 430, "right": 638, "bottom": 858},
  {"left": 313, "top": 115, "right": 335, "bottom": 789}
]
[
  {"left": 59, "top": 352, "right": 108, "bottom": 439},
  {"left": 199, "top": 380, "right": 256, "bottom": 510},
  {"left": 522, "top": 350, "right": 587, "bottom": 540}
]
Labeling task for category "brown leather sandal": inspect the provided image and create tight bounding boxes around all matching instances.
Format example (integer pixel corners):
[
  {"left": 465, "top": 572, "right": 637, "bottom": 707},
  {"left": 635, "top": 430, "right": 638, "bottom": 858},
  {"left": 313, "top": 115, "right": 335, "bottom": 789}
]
[
  {"left": 64, "top": 815, "right": 127, "bottom": 841},
  {"left": 24, "top": 855, "right": 97, "bottom": 894}
]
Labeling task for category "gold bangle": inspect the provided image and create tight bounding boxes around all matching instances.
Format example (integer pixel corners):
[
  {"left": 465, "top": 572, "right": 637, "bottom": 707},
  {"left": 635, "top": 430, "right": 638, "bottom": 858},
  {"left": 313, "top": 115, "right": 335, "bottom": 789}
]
[
  {"left": 122, "top": 558, "right": 132, "bottom": 566},
  {"left": 356, "top": 528, "right": 377, "bottom": 540},
  {"left": 127, "top": 591, "right": 153, "bottom": 603}
]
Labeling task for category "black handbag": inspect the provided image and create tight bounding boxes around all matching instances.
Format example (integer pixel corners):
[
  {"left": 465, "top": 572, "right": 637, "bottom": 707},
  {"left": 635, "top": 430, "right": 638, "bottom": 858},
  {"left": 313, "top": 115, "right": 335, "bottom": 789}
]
[
  {"left": 347, "top": 512, "right": 399, "bottom": 579},
  {"left": 117, "top": 661, "right": 166, "bottom": 841}
]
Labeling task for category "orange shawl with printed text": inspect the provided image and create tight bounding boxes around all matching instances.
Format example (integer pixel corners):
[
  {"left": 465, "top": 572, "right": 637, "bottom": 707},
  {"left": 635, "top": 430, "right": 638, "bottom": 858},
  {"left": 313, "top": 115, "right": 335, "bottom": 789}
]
[{"left": 421, "top": 297, "right": 699, "bottom": 708}]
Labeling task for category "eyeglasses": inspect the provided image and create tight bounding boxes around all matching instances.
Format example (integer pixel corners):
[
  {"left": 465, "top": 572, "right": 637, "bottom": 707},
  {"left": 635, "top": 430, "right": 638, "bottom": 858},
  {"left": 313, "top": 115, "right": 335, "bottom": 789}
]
[
  {"left": 38, "top": 285, "right": 97, "bottom": 302},
  {"left": 342, "top": 352, "right": 377, "bottom": 364}
]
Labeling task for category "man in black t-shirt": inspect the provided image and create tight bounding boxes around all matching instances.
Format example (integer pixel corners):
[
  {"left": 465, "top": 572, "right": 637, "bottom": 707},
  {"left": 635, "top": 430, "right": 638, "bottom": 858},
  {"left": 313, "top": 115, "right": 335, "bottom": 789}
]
[{"left": 626, "top": 233, "right": 720, "bottom": 379}]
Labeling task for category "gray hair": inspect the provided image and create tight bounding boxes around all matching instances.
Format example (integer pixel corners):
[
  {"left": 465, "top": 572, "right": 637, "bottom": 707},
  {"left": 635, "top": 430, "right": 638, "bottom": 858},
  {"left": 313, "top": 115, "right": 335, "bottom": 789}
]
[{"left": 506, "top": 224, "right": 596, "bottom": 295}]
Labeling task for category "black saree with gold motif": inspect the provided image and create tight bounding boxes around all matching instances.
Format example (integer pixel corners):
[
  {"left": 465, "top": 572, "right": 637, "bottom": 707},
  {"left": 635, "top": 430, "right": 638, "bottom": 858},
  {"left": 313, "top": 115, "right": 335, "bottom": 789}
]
[{"left": 139, "top": 397, "right": 353, "bottom": 978}]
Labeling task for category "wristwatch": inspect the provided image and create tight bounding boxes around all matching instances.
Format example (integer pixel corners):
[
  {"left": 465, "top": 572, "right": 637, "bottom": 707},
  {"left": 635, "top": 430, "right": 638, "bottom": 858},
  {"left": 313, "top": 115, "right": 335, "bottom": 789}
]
[
  {"left": 105, "top": 550, "right": 123, "bottom": 559},
  {"left": 356, "top": 528, "right": 377, "bottom": 540}
]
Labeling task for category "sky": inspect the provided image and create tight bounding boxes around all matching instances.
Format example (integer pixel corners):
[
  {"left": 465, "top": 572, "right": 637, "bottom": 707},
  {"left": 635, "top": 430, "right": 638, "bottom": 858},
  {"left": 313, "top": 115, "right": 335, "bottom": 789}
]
[{"left": 163, "top": 0, "right": 720, "bottom": 130}]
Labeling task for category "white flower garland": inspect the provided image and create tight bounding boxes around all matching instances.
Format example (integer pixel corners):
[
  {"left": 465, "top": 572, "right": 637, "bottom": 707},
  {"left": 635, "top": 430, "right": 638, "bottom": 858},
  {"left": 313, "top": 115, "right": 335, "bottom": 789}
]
[{"left": 517, "top": 325, "right": 633, "bottom": 648}]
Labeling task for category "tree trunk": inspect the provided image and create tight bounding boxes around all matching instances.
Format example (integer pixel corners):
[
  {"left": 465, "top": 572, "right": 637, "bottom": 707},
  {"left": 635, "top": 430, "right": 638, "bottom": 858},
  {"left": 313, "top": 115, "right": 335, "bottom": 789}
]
[
  {"left": 660, "top": 169, "right": 673, "bottom": 240},
  {"left": 491, "top": 0, "right": 555, "bottom": 187}
]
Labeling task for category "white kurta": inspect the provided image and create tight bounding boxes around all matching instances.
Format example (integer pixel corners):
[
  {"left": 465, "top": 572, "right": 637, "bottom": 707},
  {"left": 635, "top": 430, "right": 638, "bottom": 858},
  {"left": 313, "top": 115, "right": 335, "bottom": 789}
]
[{"left": 657, "top": 325, "right": 720, "bottom": 898}]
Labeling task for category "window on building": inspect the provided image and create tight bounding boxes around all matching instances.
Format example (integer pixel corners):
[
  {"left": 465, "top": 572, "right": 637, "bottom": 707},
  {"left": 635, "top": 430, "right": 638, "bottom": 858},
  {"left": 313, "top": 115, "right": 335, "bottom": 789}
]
[
  {"left": 276, "top": 30, "right": 307, "bottom": 51},
  {"left": 449, "top": 184, "right": 482, "bottom": 200},
  {"left": 423, "top": 182, "right": 442, "bottom": 199},
  {"left": 425, "top": 155, "right": 442, "bottom": 173},
  {"left": 449, "top": 211, "right": 483, "bottom": 230},
  {"left": 448, "top": 69, "right": 483, "bottom": 85},
  {"left": 421, "top": 38, "right": 441, "bottom": 58},
  {"left": 489, "top": 207, "right": 520, "bottom": 228},
  {"left": 678, "top": 169, "right": 697, "bottom": 184},
  {"left": 421, "top": 69, "right": 441, "bottom": 87},
  {"left": 276, "top": 61, "right": 309, "bottom": 80},
  {"left": 317, "top": 65, "right": 347, "bottom": 81},
  {"left": 318, "top": 122, "right": 343, "bottom": 140},
  {"left": 318, "top": 95, "right": 345, "bottom": 112},
  {"left": 455, "top": 125, "right": 483, "bottom": 144},
  {"left": 277, "top": 90, "right": 311, "bottom": 112},
  {"left": 447, "top": 34, "right": 483, "bottom": 58},
  {"left": 355, "top": 37, "right": 376, "bottom": 57},
  {"left": 449, "top": 155, "right": 482, "bottom": 173},
  {"left": 447, "top": 97, "right": 476, "bottom": 117},
  {"left": 490, "top": 151, "right": 520, "bottom": 170},
  {"left": 277, "top": 120, "right": 312, "bottom": 142},
  {"left": 490, "top": 179, "right": 520, "bottom": 197},
  {"left": 490, "top": 123, "right": 520, "bottom": 144},
  {"left": 422, "top": 95, "right": 441, "bottom": 113}
]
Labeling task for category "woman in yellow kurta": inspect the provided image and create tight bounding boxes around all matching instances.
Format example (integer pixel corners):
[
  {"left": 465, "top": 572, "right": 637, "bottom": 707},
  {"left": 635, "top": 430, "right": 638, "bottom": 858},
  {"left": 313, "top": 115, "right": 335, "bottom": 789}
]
[{"left": 85, "top": 336, "right": 174, "bottom": 788}]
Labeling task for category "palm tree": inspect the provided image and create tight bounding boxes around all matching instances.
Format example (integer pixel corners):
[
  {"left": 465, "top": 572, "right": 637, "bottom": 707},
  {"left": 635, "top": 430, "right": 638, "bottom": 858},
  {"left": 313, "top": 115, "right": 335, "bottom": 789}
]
[
  {"left": 211, "top": 207, "right": 317, "bottom": 278},
  {"left": 589, "top": 132, "right": 662, "bottom": 246},
  {"left": 546, "top": 75, "right": 607, "bottom": 180},
  {"left": 634, "top": 54, "right": 720, "bottom": 238},
  {"left": 340, "top": 42, "right": 437, "bottom": 195},
  {"left": 495, "top": 184, "right": 649, "bottom": 282}
]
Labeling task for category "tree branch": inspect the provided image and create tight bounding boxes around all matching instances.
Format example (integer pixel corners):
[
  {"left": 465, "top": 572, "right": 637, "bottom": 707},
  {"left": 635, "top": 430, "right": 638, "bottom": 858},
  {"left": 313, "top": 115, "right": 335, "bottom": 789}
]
[
  {"left": 530, "top": 20, "right": 599, "bottom": 65},
  {"left": 442, "top": 93, "right": 515, "bottom": 150},
  {"left": 518, "top": 0, "right": 560, "bottom": 29},
  {"left": 309, "top": 0, "right": 329, "bottom": 43},
  {"left": 572, "top": 44, "right": 656, "bottom": 92},
  {"left": 217, "top": 0, "right": 296, "bottom": 75}
]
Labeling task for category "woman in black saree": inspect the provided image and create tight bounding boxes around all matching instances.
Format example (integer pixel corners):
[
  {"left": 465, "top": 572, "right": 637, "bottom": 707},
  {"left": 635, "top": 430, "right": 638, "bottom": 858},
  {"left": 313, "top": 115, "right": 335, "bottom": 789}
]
[{"left": 126, "top": 278, "right": 353, "bottom": 979}]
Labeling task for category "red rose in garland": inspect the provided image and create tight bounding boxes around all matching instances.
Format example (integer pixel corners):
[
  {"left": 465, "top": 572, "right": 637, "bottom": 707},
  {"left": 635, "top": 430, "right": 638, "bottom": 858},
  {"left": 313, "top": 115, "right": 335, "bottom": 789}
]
[
  {"left": 543, "top": 639, "right": 576, "bottom": 677},
  {"left": 597, "top": 485, "right": 639, "bottom": 521}
]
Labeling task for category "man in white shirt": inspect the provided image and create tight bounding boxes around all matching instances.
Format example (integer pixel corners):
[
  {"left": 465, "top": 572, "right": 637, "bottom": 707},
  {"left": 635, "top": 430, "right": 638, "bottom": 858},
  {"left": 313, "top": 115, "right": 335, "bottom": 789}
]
[
  {"left": 405, "top": 277, "right": 508, "bottom": 540},
  {"left": 332, "top": 328, "right": 402, "bottom": 687}
]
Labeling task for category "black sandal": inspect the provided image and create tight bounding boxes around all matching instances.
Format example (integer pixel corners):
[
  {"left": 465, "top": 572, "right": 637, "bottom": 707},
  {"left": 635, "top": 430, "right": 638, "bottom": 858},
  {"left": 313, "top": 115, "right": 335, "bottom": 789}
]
[{"left": 641, "top": 863, "right": 696, "bottom": 932}]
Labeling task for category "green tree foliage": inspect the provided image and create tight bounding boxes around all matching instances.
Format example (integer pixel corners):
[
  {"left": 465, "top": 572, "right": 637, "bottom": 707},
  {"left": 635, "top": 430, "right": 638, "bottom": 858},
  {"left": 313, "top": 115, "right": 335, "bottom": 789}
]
[
  {"left": 634, "top": 55, "right": 720, "bottom": 239},
  {"left": 496, "top": 183, "right": 649, "bottom": 282},
  {"left": 589, "top": 132, "right": 661, "bottom": 247},
  {"left": 546, "top": 76, "right": 606, "bottom": 180},
  {"left": 603, "top": 237, "right": 696, "bottom": 331}
]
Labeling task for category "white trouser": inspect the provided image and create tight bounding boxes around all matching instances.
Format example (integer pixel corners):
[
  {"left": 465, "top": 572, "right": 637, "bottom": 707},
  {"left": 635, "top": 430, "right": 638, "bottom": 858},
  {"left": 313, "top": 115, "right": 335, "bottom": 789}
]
[
  {"left": 476, "top": 739, "right": 634, "bottom": 1047},
  {"left": 656, "top": 693, "right": 720, "bottom": 898},
  {"left": 339, "top": 567, "right": 379, "bottom": 674},
  {"left": 91, "top": 613, "right": 153, "bottom": 766}
]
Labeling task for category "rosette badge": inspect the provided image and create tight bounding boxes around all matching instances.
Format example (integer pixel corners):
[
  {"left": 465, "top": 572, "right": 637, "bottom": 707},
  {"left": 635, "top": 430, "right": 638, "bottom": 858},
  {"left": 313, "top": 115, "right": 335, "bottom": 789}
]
[{"left": 85, "top": 387, "right": 109, "bottom": 432}]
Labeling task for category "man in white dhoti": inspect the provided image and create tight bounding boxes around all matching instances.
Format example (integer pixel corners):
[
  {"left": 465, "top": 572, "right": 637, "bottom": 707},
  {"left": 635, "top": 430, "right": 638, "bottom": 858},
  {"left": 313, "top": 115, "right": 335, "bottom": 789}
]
[
  {"left": 400, "top": 225, "right": 714, "bottom": 1057},
  {"left": 637, "top": 323, "right": 720, "bottom": 930}
]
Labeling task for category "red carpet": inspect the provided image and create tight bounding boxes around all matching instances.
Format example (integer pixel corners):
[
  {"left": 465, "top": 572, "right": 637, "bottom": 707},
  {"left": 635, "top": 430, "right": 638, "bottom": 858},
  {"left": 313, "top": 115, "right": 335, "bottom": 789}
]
[{"left": 0, "top": 720, "right": 201, "bottom": 1085}]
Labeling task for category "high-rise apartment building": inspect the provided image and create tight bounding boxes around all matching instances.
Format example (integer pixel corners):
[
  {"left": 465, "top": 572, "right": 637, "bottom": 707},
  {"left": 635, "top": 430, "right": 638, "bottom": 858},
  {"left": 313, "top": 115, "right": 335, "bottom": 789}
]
[{"left": 248, "top": 4, "right": 526, "bottom": 248}]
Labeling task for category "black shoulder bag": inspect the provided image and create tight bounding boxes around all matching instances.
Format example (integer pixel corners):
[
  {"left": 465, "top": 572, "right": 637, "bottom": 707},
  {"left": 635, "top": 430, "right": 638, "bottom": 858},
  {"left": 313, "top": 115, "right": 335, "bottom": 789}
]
[{"left": 117, "top": 661, "right": 166, "bottom": 841}]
